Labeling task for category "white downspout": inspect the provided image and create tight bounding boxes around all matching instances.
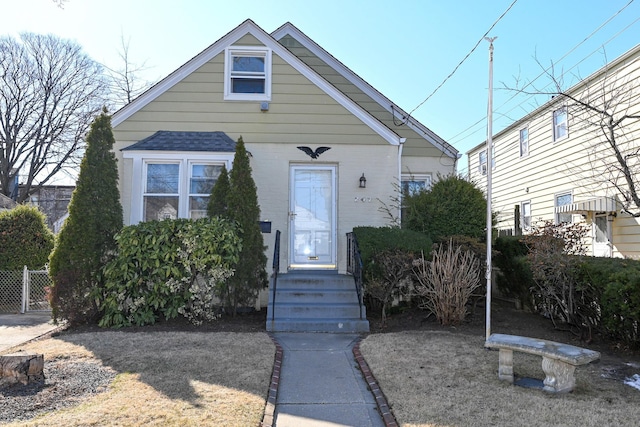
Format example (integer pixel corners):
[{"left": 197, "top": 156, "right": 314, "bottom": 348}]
[{"left": 398, "top": 137, "right": 406, "bottom": 223}]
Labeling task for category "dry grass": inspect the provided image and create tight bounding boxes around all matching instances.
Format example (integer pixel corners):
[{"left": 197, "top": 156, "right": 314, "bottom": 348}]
[
  {"left": 361, "top": 331, "right": 640, "bottom": 427},
  {"left": 3, "top": 331, "right": 275, "bottom": 427}
]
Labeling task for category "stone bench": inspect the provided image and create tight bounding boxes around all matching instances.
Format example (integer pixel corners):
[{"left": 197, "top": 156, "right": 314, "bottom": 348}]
[{"left": 485, "top": 333, "right": 600, "bottom": 393}]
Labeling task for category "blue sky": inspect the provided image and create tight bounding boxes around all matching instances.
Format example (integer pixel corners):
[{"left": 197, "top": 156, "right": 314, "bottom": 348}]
[{"left": 5, "top": 0, "right": 640, "bottom": 173}]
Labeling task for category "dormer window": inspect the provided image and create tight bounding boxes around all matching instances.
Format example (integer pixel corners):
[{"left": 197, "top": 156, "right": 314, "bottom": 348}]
[{"left": 224, "top": 47, "right": 271, "bottom": 101}]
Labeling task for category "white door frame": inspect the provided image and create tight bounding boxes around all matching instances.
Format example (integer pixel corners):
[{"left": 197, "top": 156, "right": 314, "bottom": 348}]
[
  {"left": 289, "top": 164, "right": 337, "bottom": 270},
  {"left": 593, "top": 213, "right": 612, "bottom": 257}
]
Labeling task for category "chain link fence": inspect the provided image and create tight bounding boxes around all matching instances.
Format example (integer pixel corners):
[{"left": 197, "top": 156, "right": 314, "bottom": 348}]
[{"left": 0, "top": 267, "right": 52, "bottom": 313}]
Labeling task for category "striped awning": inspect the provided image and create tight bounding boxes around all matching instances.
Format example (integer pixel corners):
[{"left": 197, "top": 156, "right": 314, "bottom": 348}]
[{"left": 555, "top": 197, "right": 619, "bottom": 214}]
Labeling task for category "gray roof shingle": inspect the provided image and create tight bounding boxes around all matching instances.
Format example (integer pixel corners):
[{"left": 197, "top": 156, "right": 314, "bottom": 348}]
[{"left": 122, "top": 131, "right": 236, "bottom": 152}]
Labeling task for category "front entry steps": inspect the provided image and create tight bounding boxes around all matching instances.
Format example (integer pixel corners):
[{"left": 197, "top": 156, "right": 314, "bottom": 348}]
[{"left": 266, "top": 272, "right": 369, "bottom": 333}]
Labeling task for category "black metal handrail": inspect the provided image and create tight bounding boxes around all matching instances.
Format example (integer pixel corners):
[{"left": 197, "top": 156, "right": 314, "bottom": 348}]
[
  {"left": 271, "top": 230, "right": 281, "bottom": 324},
  {"left": 346, "top": 231, "right": 365, "bottom": 319}
]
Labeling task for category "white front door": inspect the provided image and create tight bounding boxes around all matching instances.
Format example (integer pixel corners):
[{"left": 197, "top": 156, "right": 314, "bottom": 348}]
[
  {"left": 289, "top": 165, "right": 336, "bottom": 269},
  {"left": 593, "top": 214, "right": 612, "bottom": 257}
]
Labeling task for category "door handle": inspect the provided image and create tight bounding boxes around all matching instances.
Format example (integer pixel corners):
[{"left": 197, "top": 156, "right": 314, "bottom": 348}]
[{"left": 288, "top": 211, "right": 297, "bottom": 218}]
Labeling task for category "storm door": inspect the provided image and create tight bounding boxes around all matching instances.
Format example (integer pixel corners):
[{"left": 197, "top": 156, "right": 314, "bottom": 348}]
[
  {"left": 593, "top": 213, "right": 612, "bottom": 257},
  {"left": 289, "top": 166, "right": 337, "bottom": 269}
]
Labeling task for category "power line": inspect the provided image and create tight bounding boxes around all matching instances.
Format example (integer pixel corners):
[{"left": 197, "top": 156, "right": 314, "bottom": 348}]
[
  {"left": 448, "top": 0, "right": 637, "bottom": 147},
  {"left": 407, "top": 0, "right": 519, "bottom": 118}
]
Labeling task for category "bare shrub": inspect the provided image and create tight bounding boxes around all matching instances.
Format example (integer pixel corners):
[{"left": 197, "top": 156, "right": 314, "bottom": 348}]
[
  {"left": 413, "top": 241, "right": 482, "bottom": 325},
  {"left": 523, "top": 219, "right": 596, "bottom": 338},
  {"left": 365, "top": 249, "right": 414, "bottom": 325}
]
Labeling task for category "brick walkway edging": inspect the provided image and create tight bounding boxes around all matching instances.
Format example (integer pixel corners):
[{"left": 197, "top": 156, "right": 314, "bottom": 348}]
[
  {"left": 353, "top": 338, "right": 399, "bottom": 427},
  {"left": 260, "top": 333, "right": 399, "bottom": 427},
  {"left": 261, "top": 333, "right": 283, "bottom": 427}
]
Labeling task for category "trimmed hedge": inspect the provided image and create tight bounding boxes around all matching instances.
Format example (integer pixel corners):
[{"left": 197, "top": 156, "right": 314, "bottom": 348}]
[
  {"left": 353, "top": 226, "right": 433, "bottom": 267},
  {"left": 574, "top": 257, "right": 640, "bottom": 344},
  {"left": 0, "top": 205, "right": 54, "bottom": 270},
  {"left": 495, "top": 239, "right": 640, "bottom": 347}
]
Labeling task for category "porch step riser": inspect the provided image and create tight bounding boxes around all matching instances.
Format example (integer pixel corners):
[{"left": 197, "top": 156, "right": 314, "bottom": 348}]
[
  {"left": 267, "top": 319, "right": 370, "bottom": 333},
  {"left": 273, "top": 279, "right": 355, "bottom": 291},
  {"left": 268, "top": 304, "right": 362, "bottom": 319},
  {"left": 269, "top": 291, "right": 359, "bottom": 304}
]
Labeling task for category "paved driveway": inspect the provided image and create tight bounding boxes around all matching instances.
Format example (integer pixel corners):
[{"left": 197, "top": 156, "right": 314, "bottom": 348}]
[{"left": 0, "top": 312, "right": 60, "bottom": 353}]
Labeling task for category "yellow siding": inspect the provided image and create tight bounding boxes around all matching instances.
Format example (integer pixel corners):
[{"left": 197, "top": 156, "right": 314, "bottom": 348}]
[
  {"left": 468, "top": 46, "right": 640, "bottom": 259},
  {"left": 114, "top": 47, "right": 401, "bottom": 273},
  {"left": 278, "top": 36, "right": 454, "bottom": 172}
]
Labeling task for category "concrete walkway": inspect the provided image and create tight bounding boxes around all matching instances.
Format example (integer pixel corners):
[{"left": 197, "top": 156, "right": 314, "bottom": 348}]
[
  {"left": 272, "top": 333, "right": 386, "bottom": 427},
  {"left": 0, "top": 311, "right": 61, "bottom": 353}
]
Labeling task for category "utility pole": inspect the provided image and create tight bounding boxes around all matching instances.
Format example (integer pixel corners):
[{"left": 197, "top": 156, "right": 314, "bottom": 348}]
[{"left": 485, "top": 36, "right": 496, "bottom": 341}]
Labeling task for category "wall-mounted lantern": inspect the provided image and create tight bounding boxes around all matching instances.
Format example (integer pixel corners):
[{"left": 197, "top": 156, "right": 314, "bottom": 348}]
[{"left": 359, "top": 173, "right": 367, "bottom": 188}]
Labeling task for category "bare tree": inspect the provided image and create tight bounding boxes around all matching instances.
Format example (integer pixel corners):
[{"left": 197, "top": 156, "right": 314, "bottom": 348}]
[
  {"left": 507, "top": 54, "right": 640, "bottom": 217},
  {"left": 105, "top": 34, "right": 154, "bottom": 110},
  {"left": 0, "top": 33, "right": 107, "bottom": 203}
]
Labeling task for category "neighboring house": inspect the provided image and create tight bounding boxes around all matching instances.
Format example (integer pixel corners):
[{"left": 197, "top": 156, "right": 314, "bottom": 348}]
[
  {"left": 26, "top": 185, "right": 75, "bottom": 232},
  {"left": 468, "top": 44, "right": 640, "bottom": 259},
  {"left": 110, "top": 20, "right": 458, "bottom": 312},
  {"left": 0, "top": 193, "right": 17, "bottom": 211}
]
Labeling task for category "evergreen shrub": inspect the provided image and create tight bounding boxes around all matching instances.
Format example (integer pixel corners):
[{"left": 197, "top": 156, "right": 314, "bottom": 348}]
[
  {"left": 99, "top": 217, "right": 241, "bottom": 328},
  {"left": 0, "top": 205, "right": 54, "bottom": 270},
  {"left": 402, "top": 174, "right": 489, "bottom": 241},
  {"left": 494, "top": 235, "right": 534, "bottom": 306},
  {"left": 48, "top": 112, "right": 123, "bottom": 324}
]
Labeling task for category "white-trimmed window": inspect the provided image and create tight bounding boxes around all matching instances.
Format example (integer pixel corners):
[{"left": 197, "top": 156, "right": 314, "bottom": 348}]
[
  {"left": 519, "top": 127, "right": 529, "bottom": 157},
  {"left": 521, "top": 201, "right": 531, "bottom": 230},
  {"left": 479, "top": 151, "right": 487, "bottom": 175},
  {"left": 553, "top": 106, "right": 568, "bottom": 141},
  {"left": 224, "top": 47, "right": 271, "bottom": 101},
  {"left": 401, "top": 174, "right": 432, "bottom": 196},
  {"left": 124, "top": 152, "right": 233, "bottom": 224},
  {"left": 144, "top": 162, "right": 180, "bottom": 221},
  {"left": 555, "top": 192, "right": 573, "bottom": 224},
  {"left": 189, "top": 163, "right": 224, "bottom": 219}
]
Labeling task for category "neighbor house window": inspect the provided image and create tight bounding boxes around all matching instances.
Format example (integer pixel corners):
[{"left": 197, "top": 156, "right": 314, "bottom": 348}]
[
  {"left": 401, "top": 174, "right": 432, "bottom": 196},
  {"left": 521, "top": 201, "right": 531, "bottom": 230},
  {"left": 479, "top": 151, "right": 487, "bottom": 175},
  {"left": 553, "top": 107, "right": 568, "bottom": 141},
  {"left": 555, "top": 192, "right": 573, "bottom": 224},
  {"left": 519, "top": 127, "right": 529, "bottom": 157},
  {"left": 189, "top": 163, "right": 223, "bottom": 219},
  {"left": 224, "top": 47, "right": 271, "bottom": 101}
]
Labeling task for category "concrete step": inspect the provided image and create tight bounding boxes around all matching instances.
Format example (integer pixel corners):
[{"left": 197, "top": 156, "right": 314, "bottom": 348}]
[
  {"left": 274, "top": 273, "right": 355, "bottom": 290},
  {"left": 270, "top": 289, "right": 359, "bottom": 304},
  {"left": 270, "top": 302, "right": 362, "bottom": 319},
  {"left": 266, "top": 272, "right": 368, "bottom": 333},
  {"left": 266, "top": 318, "right": 370, "bottom": 333}
]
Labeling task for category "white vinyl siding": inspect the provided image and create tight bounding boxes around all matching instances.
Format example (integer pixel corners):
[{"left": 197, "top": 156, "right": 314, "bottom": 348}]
[{"left": 466, "top": 45, "right": 640, "bottom": 258}]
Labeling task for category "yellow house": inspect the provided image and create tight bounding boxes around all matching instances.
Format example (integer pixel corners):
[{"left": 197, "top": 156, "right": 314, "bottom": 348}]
[
  {"left": 468, "top": 44, "right": 640, "bottom": 259},
  {"left": 111, "top": 20, "right": 457, "bottom": 331}
]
